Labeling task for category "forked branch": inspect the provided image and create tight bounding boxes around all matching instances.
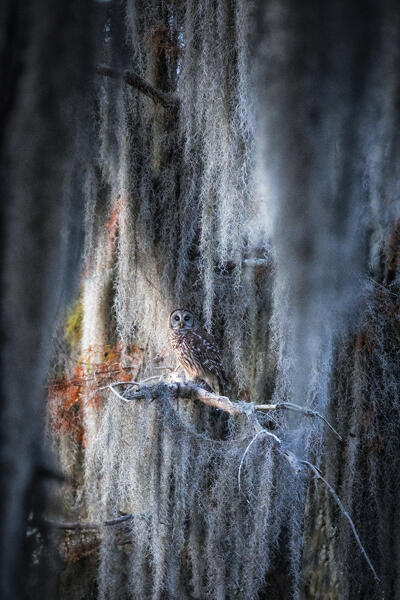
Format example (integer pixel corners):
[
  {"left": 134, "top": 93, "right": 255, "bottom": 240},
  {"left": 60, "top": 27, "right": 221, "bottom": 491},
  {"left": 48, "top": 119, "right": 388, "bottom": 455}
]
[
  {"left": 107, "top": 380, "right": 342, "bottom": 440},
  {"left": 301, "top": 460, "right": 380, "bottom": 582},
  {"left": 237, "top": 427, "right": 379, "bottom": 582},
  {"left": 104, "top": 378, "right": 377, "bottom": 581}
]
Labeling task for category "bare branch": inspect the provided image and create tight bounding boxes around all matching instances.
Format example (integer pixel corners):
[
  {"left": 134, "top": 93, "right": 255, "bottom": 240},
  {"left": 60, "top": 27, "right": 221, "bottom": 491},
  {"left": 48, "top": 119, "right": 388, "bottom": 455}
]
[
  {"left": 242, "top": 258, "right": 269, "bottom": 268},
  {"left": 108, "top": 384, "right": 133, "bottom": 403},
  {"left": 300, "top": 460, "right": 380, "bottom": 582},
  {"left": 116, "top": 380, "right": 340, "bottom": 440},
  {"left": 105, "top": 378, "right": 376, "bottom": 580},
  {"left": 46, "top": 513, "right": 136, "bottom": 530},
  {"left": 238, "top": 429, "right": 282, "bottom": 505},
  {"left": 255, "top": 402, "right": 343, "bottom": 441},
  {"left": 140, "top": 375, "right": 164, "bottom": 384},
  {"left": 96, "top": 64, "right": 179, "bottom": 110},
  {"left": 98, "top": 381, "right": 139, "bottom": 391},
  {"left": 44, "top": 511, "right": 169, "bottom": 531},
  {"left": 235, "top": 428, "right": 379, "bottom": 582}
]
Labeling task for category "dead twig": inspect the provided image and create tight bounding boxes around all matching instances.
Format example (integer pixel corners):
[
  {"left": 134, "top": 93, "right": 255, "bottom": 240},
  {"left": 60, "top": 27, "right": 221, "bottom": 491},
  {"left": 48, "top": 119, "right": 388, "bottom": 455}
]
[
  {"left": 236, "top": 426, "right": 379, "bottom": 582},
  {"left": 96, "top": 64, "right": 179, "bottom": 110},
  {"left": 107, "top": 384, "right": 133, "bottom": 403},
  {"left": 255, "top": 402, "right": 342, "bottom": 441},
  {"left": 110, "top": 380, "right": 340, "bottom": 440},
  {"left": 44, "top": 511, "right": 168, "bottom": 531},
  {"left": 44, "top": 513, "right": 136, "bottom": 530},
  {"left": 300, "top": 460, "right": 380, "bottom": 582},
  {"left": 98, "top": 380, "right": 139, "bottom": 391},
  {"left": 238, "top": 429, "right": 282, "bottom": 505}
]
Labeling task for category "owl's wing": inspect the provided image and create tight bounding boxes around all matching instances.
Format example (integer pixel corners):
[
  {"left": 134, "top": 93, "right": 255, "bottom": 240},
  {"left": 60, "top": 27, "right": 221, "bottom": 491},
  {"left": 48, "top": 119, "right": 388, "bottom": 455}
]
[{"left": 187, "top": 329, "right": 225, "bottom": 380}]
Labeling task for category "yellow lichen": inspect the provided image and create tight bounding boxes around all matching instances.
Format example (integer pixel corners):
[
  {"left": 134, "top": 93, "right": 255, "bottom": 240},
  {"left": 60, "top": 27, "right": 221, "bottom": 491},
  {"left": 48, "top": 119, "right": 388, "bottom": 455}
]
[{"left": 65, "top": 292, "right": 83, "bottom": 348}]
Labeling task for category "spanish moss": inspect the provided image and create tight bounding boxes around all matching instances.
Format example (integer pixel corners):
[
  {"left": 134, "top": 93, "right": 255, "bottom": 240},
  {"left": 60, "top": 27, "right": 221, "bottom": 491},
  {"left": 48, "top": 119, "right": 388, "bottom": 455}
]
[{"left": 2, "top": 1, "right": 400, "bottom": 599}]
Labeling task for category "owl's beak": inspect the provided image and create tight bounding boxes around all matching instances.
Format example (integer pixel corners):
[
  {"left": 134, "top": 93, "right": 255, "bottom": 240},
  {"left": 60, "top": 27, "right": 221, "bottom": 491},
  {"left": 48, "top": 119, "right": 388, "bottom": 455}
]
[{"left": 179, "top": 321, "right": 184, "bottom": 328}]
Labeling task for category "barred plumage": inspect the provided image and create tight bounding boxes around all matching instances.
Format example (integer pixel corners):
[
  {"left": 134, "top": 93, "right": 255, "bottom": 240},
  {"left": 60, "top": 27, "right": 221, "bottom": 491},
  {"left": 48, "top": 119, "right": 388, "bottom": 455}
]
[{"left": 169, "top": 309, "right": 226, "bottom": 395}]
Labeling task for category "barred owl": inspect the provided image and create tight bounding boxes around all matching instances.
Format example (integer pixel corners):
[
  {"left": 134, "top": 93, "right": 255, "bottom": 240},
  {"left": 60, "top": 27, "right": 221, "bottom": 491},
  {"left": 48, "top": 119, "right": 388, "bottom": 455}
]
[{"left": 169, "top": 309, "right": 226, "bottom": 395}]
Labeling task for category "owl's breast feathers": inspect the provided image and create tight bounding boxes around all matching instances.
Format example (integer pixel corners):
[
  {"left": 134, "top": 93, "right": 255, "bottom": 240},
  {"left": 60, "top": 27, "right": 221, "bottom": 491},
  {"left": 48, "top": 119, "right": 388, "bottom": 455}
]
[{"left": 169, "top": 327, "right": 226, "bottom": 393}]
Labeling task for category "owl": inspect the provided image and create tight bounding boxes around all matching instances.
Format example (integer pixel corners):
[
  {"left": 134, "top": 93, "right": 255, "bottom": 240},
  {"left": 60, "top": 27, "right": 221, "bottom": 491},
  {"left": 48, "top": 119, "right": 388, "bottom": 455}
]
[{"left": 169, "top": 309, "right": 226, "bottom": 395}]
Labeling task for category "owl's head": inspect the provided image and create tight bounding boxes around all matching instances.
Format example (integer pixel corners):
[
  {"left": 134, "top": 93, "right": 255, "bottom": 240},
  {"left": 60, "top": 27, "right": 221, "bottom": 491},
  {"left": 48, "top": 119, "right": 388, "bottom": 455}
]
[{"left": 169, "top": 309, "right": 196, "bottom": 331}]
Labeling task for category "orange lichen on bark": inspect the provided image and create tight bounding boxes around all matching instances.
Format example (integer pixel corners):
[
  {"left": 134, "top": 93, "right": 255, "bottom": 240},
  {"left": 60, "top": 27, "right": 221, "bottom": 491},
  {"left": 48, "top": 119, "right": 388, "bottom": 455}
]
[
  {"left": 48, "top": 343, "right": 142, "bottom": 446},
  {"left": 146, "top": 24, "right": 181, "bottom": 59},
  {"left": 60, "top": 532, "right": 101, "bottom": 564}
]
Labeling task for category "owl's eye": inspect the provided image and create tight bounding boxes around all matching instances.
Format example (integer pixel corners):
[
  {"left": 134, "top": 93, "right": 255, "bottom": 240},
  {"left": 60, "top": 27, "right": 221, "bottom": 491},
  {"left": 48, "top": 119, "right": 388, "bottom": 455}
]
[
  {"left": 184, "top": 315, "right": 190, "bottom": 321},
  {"left": 174, "top": 315, "right": 180, "bottom": 321}
]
